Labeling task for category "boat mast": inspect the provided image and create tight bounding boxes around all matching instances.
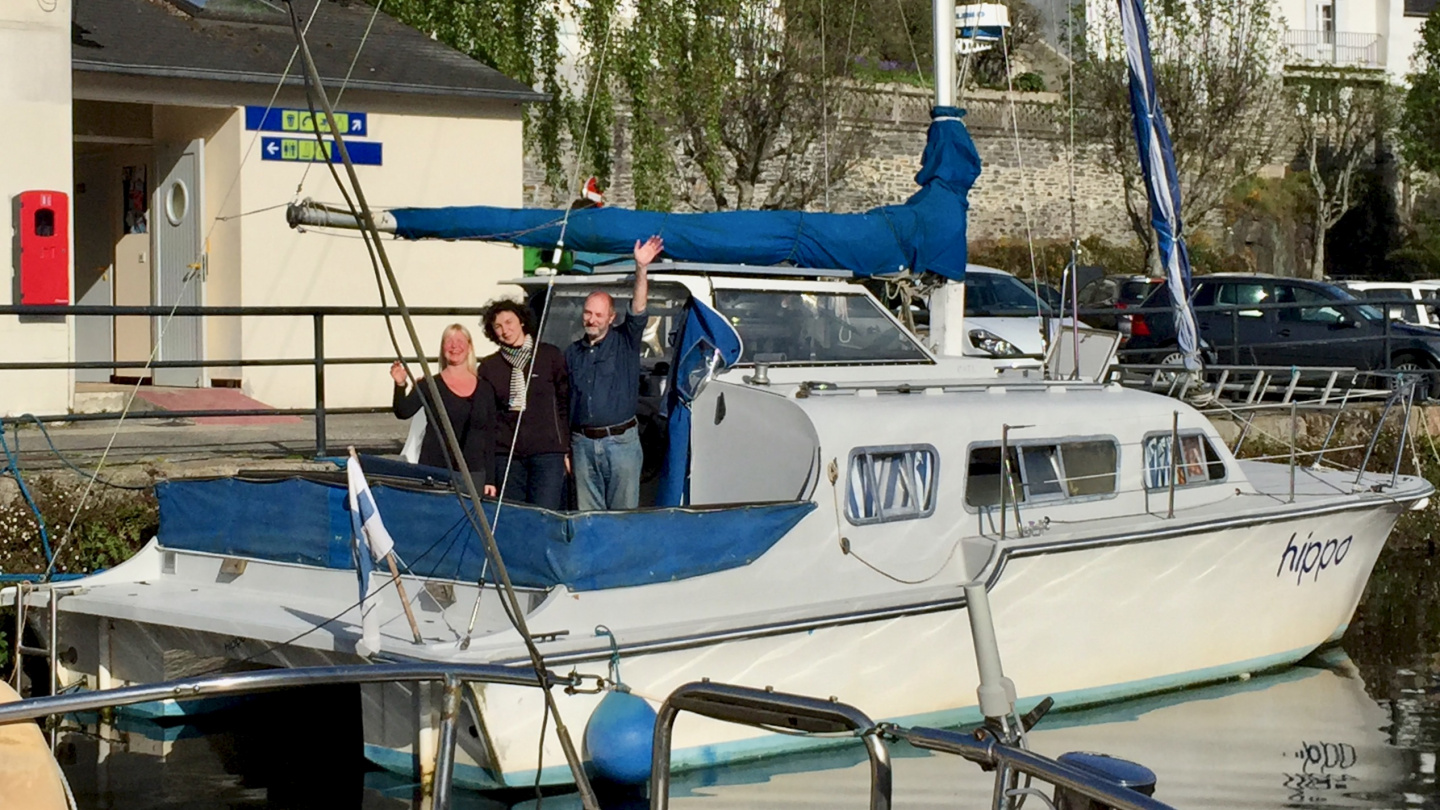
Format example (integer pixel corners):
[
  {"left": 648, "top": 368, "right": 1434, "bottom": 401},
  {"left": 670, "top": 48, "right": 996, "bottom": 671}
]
[{"left": 925, "top": 0, "right": 968, "bottom": 357}]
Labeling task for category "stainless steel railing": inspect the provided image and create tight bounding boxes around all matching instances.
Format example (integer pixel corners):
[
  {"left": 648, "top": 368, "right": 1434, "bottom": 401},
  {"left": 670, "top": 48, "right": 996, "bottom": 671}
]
[
  {"left": 0, "top": 661, "right": 568, "bottom": 809},
  {"left": 649, "top": 680, "right": 1177, "bottom": 810}
]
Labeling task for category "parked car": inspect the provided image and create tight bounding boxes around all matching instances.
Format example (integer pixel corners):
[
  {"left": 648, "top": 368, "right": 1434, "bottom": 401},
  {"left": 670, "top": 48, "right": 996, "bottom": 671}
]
[
  {"left": 1336, "top": 280, "right": 1440, "bottom": 330},
  {"left": 1025, "top": 279, "right": 1064, "bottom": 310},
  {"left": 1076, "top": 275, "right": 1164, "bottom": 333},
  {"left": 963, "top": 265, "right": 1054, "bottom": 358},
  {"left": 864, "top": 265, "right": 1055, "bottom": 358},
  {"left": 1125, "top": 274, "right": 1440, "bottom": 395}
]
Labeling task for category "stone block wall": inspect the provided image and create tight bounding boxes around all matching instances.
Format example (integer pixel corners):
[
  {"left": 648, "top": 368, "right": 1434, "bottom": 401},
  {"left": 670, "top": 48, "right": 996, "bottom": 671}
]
[{"left": 523, "top": 84, "right": 1136, "bottom": 246}]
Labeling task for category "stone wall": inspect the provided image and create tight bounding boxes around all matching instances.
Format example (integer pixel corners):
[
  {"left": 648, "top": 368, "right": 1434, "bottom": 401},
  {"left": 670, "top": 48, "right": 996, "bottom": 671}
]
[{"left": 523, "top": 84, "right": 1136, "bottom": 245}]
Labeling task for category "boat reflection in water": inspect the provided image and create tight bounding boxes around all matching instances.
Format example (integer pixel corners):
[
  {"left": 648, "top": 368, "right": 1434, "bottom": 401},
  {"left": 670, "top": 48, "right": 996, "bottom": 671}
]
[{"left": 54, "top": 649, "right": 1414, "bottom": 808}]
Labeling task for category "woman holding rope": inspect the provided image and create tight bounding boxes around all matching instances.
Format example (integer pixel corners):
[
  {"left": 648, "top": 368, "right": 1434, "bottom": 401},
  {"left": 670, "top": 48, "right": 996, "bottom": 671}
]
[{"left": 478, "top": 300, "right": 571, "bottom": 510}]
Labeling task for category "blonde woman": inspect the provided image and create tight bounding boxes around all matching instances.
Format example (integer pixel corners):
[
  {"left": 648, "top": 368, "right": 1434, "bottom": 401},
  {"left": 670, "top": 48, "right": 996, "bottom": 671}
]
[{"left": 391, "top": 324, "right": 497, "bottom": 494}]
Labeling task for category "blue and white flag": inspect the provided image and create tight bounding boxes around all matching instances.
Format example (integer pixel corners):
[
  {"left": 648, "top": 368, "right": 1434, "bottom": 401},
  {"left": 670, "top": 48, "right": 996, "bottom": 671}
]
[
  {"left": 347, "top": 454, "right": 394, "bottom": 655},
  {"left": 1118, "top": 0, "right": 1201, "bottom": 371}
]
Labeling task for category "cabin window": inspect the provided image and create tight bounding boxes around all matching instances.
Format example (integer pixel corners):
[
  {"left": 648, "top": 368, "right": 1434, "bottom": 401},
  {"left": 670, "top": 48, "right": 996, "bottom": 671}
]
[
  {"left": 1143, "top": 432, "right": 1226, "bottom": 489},
  {"left": 965, "top": 438, "right": 1119, "bottom": 508},
  {"left": 845, "top": 445, "right": 939, "bottom": 525}
]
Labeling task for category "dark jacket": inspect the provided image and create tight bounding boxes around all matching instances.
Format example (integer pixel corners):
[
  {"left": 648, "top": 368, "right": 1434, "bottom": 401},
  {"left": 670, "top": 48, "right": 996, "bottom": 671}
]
[
  {"left": 478, "top": 342, "right": 570, "bottom": 457},
  {"left": 392, "top": 374, "right": 495, "bottom": 482}
]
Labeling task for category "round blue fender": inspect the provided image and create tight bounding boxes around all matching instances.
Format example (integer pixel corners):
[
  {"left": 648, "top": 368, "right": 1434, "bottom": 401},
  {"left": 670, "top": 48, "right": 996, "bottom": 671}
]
[{"left": 583, "top": 687, "right": 658, "bottom": 785}]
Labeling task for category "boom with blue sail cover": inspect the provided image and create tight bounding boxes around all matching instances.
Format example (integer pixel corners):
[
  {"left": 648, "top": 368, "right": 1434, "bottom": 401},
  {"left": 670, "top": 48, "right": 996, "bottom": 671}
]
[
  {"left": 360, "top": 107, "right": 981, "bottom": 281},
  {"left": 1117, "top": 0, "right": 1201, "bottom": 370}
]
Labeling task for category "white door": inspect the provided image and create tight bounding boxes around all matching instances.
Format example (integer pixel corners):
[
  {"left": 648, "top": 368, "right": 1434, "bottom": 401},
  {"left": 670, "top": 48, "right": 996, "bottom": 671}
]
[
  {"left": 152, "top": 140, "right": 205, "bottom": 387},
  {"left": 73, "top": 156, "right": 114, "bottom": 383}
]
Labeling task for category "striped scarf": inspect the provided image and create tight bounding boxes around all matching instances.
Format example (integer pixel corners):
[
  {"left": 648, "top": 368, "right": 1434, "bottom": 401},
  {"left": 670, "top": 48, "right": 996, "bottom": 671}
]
[{"left": 499, "top": 334, "right": 534, "bottom": 411}]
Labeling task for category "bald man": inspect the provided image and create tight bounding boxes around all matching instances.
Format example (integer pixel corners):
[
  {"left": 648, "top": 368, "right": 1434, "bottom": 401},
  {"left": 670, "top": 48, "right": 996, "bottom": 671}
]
[{"left": 565, "top": 235, "right": 662, "bottom": 511}]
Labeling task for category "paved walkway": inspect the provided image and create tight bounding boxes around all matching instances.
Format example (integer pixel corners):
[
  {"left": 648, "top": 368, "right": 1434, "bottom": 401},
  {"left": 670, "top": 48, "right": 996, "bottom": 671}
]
[{"left": 2, "top": 412, "right": 406, "bottom": 477}]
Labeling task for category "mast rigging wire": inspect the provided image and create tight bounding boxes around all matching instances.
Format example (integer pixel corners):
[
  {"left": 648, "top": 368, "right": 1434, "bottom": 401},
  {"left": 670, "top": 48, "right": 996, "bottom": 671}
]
[{"left": 281, "top": 4, "right": 601, "bottom": 805}]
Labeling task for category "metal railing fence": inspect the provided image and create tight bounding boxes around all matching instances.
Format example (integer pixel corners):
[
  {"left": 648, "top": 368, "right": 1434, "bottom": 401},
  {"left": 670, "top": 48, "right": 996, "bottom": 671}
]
[{"left": 0, "top": 304, "right": 493, "bottom": 456}]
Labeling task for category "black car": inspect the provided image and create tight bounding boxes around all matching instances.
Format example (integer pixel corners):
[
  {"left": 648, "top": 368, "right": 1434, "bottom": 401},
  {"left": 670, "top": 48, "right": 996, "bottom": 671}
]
[
  {"left": 1076, "top": 275, "right": 1164, "bottom": 332},
  {"left": 1125, "top": 274, "right": 1440, "bottom": 392}
]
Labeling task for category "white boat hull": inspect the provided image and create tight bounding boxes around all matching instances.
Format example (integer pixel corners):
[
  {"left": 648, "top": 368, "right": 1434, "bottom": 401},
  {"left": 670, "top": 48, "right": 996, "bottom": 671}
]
[{"left": 361, "top": 496, "right": 1402, "bottom": 788}]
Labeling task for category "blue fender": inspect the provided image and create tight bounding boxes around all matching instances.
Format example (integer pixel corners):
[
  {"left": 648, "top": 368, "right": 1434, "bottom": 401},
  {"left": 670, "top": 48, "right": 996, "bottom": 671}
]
[{"left": 583, "top": 688, "right": 658, "bottom": 785}]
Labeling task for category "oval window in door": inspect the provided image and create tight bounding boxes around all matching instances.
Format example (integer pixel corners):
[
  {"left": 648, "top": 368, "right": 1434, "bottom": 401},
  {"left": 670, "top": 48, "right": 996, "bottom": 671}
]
[{"left": 164, "top": 180, "right": 189, "bottom": 226}]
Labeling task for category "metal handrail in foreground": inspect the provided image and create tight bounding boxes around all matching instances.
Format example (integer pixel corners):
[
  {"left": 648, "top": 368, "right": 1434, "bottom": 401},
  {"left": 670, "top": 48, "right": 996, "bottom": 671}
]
[
  {"left": 649, "top": 681, "right": 1177, "bottom": 810},
  {"left": 0, "top": 662, "right": 567, "bottom": 809},
  {"left": 0, "top": 662, "right": 559, "bottom": 724}
]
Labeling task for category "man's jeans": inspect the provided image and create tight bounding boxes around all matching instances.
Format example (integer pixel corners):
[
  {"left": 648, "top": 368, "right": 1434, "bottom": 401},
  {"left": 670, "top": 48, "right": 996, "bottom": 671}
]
[
  {"left": 572, "top": 426, "right": 642, "bottom": 511},
  {"left": 494, "top": 452, "right": 568, "bottom": 511}
]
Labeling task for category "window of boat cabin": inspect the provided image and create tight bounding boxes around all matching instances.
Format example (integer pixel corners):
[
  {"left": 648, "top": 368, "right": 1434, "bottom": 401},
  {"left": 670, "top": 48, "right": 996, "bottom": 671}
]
[
  {"left": 846, "top": 445, "right": 939, "bottom": 524},
  {"left": 713, "top": 290, "right": 930, "bottom": 365},
  {"left": 964, "top": 439, "right": 1119, "bottom": 508},
  {"left": 531, "top": 282, "right": 691, "bottom": 364},
  {"left": 1142, "top": 432, "right": 1226, "bottom": 489}
]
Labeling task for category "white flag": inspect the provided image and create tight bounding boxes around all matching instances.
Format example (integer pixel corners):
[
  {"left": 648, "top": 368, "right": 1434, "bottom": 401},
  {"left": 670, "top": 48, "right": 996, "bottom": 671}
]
[{"left": 347, "top": 456, "right": 395, "bottom": 561}]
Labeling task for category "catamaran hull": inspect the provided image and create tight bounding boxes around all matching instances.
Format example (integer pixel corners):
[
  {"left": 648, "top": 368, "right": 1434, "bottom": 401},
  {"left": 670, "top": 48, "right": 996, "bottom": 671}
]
[{"left": 363, "top": 499, "right": 1402, "bottom": 789}]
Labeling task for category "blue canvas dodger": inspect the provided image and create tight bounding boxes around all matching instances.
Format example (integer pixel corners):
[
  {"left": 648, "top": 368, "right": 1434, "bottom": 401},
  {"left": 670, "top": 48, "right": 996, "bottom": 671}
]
[{"left": 155, "top": 476, "right": 814, "bottom": 591}]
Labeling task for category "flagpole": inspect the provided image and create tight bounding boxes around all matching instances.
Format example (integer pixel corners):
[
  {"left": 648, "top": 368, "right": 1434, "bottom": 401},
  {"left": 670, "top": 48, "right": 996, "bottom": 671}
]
[
  {"left": 385, "top": 554, "right": 424, "bottom": 645},
  {"left": 350, "top": 448, "right": 423, "bottom": 645}
]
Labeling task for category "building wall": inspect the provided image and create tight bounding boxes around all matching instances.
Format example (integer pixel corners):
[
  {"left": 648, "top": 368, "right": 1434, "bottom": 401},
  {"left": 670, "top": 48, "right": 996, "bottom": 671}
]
[
  {"left": 236, "top": 109, "right": 527, "bottom": 410},
  {"left": 0, "top": 0, "right": 73, "bottom": 416}
]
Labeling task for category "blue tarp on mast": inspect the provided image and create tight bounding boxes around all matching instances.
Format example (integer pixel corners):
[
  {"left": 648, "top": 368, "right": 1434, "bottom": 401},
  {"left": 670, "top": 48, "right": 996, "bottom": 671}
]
[{"left": 388, "top": 107, "right": 981, "bottom": 281}]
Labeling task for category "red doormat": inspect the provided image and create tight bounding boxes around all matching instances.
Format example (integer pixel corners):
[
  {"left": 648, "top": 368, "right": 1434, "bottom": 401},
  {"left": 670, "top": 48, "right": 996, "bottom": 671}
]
[{"left": 133, "top": 388, "right": 303, "bottom": 425}]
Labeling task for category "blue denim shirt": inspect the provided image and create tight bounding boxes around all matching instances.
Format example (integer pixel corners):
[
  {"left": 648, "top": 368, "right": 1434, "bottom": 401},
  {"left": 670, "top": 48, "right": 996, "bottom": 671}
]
[{"left": 565, "top": 309, "right": 647, "bottom": 429}]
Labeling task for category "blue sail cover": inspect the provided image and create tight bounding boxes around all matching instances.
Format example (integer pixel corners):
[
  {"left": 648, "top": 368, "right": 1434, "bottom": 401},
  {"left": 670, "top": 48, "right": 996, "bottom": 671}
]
[
  {"left": 389, "top": 107, "right": 981, "bottom": 281},
  {"left": 656, "top": 298, "right": 745, "bottom": 507},
  {"left": 1118, "top": 0, "right": 1201, "bottom": 370}
]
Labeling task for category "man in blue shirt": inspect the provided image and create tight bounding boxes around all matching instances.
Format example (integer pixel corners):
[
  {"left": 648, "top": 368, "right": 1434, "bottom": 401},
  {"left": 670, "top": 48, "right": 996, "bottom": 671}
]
[{"left": 565, "top": 235, "right": 662, "bottom": 510}]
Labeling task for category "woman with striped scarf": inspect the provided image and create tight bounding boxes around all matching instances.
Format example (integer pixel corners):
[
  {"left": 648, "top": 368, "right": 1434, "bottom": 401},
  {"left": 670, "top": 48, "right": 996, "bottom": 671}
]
[{"left": 478, "top": 300, "right": 571, "bottom": 510}]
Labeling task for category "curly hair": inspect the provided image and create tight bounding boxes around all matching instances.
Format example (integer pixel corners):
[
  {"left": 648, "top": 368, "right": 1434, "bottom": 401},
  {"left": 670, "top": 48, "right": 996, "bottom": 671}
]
[{"left": 481, "top": 298, "right": 538, "bottom": 345}]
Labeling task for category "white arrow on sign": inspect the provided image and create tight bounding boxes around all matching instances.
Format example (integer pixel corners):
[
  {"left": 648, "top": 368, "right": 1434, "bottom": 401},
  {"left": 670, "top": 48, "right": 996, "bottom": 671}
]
[
  {"left": 266, "top": 141, "right": 280, "bottom": 156},
  {"left": 352, "top": 119, "right": 363, "bottom": 132}
]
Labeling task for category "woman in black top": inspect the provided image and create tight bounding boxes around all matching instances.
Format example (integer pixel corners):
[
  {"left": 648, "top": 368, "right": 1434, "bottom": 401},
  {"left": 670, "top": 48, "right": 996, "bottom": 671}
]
[
  {"left": 391, "top": 324, "right": 497, "bottom": 495},
  {"left": 478, "top": 300, "right": 570, "bottom": 510}
]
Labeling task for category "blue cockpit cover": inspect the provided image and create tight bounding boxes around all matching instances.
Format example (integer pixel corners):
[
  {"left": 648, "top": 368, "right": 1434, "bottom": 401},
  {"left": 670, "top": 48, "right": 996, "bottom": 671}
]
[
  {"left": 656, "top": 298, "right": 744, "bottom": 507},
  {"left": 155, "top": 476, "right": 813, "bottom": 591},
  {"left": 388, "top": 107, "right": 980, "bottom": 281}
]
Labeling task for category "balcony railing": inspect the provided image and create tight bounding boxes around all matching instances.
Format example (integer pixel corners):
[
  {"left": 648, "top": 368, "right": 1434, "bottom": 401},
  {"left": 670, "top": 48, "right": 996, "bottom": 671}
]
[{"left": 1283, "top": 29, "right": 1384, "bottom": 69}]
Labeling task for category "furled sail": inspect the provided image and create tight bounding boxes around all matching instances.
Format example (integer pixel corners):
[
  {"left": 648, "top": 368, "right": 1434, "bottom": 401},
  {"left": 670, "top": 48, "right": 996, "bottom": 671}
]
[
  {"left": 1118, "top": 0, "right": 1201, "bottom": 370},
  {"left": 383, "top": 106, "right": 980, "bottom": 281}
]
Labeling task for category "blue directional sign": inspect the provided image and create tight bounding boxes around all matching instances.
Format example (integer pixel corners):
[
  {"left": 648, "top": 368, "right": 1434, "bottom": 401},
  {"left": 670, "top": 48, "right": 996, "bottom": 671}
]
[
  {"left": 245, "top": 106, "right": 368, "bottom": 137},
  {"left": 260, "top": 137, "right": 383, "bottom": 166}
]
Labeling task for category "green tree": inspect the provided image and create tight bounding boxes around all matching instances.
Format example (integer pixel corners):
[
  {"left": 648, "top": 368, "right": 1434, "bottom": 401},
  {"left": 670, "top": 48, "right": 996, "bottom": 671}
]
[
  {"left": 381, "top": 0, "right": 574, "bottom": 190},
  {"left": 1073, "top": 0, "right": 1289, "bottom": 271},
  {"left": 1287, "top": 70, "right": 1397, "bottom": 279},
  {"left": 619, "top": 0, "right": 866, "bottom": 211},
  {"left": 1399, "top": 13, "right": 1440, "bottom": 177}
]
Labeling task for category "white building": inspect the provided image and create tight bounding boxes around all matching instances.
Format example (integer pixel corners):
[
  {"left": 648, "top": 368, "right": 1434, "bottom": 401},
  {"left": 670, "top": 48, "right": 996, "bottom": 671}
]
[
  {"left": 2, "top": 0, "right": 546, "bottom": 417},
  {"left": 1275, "top": 0, "right": 1434, "bottom": 75}
]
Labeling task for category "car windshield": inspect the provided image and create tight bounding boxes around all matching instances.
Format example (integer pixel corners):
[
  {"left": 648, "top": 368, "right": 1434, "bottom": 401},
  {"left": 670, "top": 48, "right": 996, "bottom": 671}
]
[
  {"left": 966, "top": 272, "right": 1054, "bottom": 317},
  {"left": 1119, "top": 280, "right": 1158, "bottom": 303},
  {"left": 1311, "top": 282, "right": 1385, "bottom": 321},
  {"left": 713, "top": 290, "right": 931, "bottom": 365}
]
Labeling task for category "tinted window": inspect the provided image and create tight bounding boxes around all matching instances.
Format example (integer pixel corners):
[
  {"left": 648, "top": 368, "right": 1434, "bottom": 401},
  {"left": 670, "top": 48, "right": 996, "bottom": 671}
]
[
  {"left": 536, "top": 281, "right": 690, "bottom": 362},
  {"left": 965, "top": 438, "right": 1118, "bottom": 507},
  {"left": 1118, "top": 280, "right": 1158, "bottom": 303},
  {"left": 966, "top": 273, "right": 1054, "bottom": 317},
  {"left": 714, "top": 290, "right": 929, "bottom": 365},
  {"left": 1276, "top": 284, "right": 1346, "bottom": 323},
  {"left": 1215, "top": 282, "right": 1270, "bottom": 317}
]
